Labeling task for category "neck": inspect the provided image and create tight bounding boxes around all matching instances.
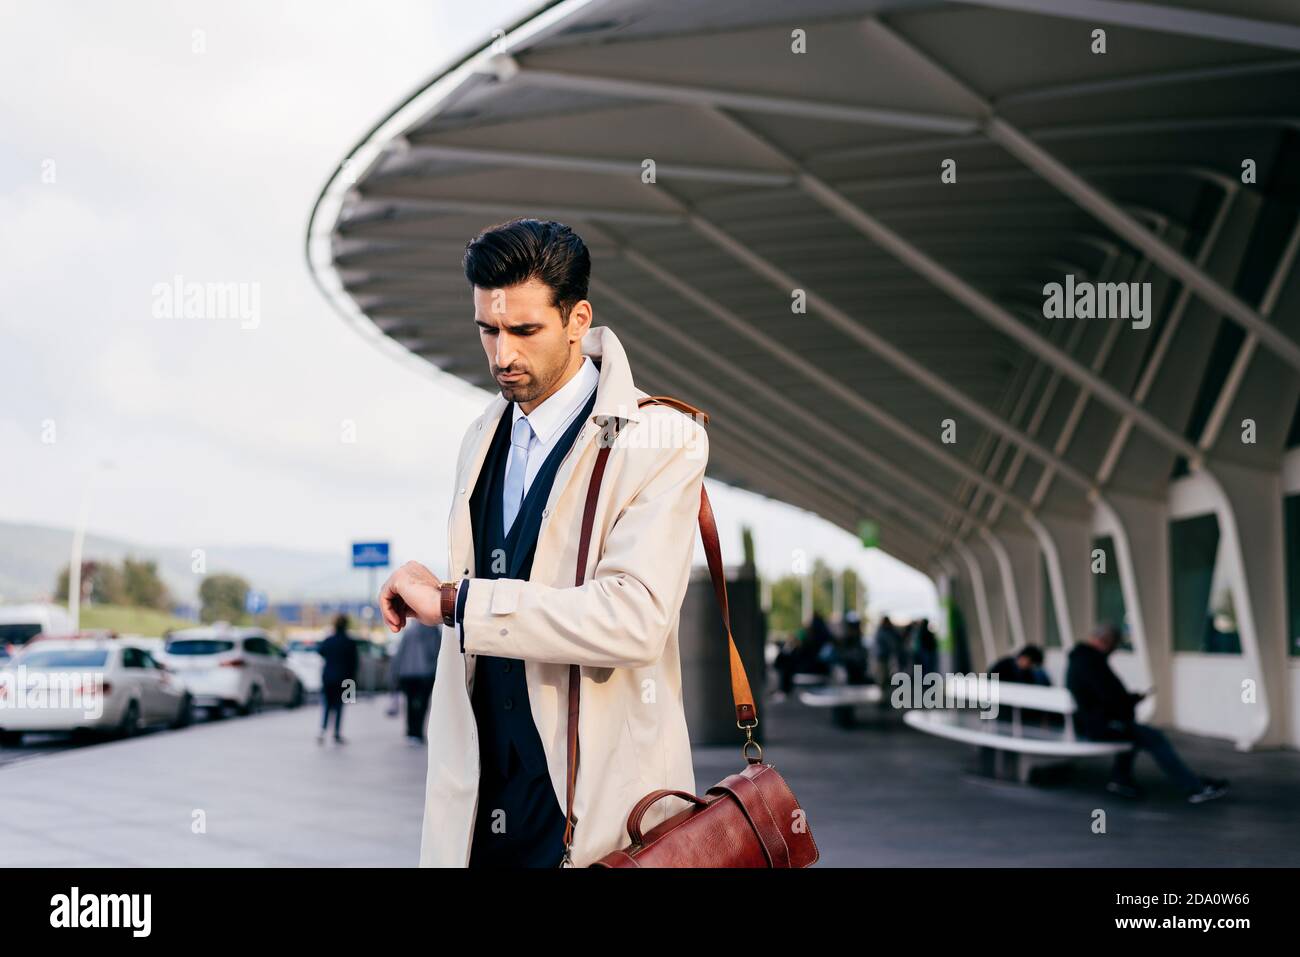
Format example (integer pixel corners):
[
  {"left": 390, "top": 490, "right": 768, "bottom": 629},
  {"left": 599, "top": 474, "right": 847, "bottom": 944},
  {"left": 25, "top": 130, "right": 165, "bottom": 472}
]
[{"left": 519, "top": 350, "right": 584, "bottom": 415}]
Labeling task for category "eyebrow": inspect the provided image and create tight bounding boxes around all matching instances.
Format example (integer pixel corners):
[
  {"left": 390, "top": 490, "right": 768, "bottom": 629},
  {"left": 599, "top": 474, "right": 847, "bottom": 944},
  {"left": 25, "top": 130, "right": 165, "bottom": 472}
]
[{"left": 474, "top": 317, "right": 543, "bottom": 333}]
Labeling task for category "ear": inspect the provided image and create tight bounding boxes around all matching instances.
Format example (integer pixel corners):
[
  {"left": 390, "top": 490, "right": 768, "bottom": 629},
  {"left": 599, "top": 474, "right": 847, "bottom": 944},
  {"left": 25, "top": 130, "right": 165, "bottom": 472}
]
[{"left": 568, "top": 299, "right": 593, "bottom": 343}]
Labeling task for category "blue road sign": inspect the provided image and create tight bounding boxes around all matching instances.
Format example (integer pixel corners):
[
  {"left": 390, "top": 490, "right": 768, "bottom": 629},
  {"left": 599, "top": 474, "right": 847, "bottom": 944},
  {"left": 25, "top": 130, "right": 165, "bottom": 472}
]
[
  {"left": 244, "top": 590, "right": 268, "bottom": 615},
  {"left": 352, "top": 542, "right": 390, "bottom": 568}
]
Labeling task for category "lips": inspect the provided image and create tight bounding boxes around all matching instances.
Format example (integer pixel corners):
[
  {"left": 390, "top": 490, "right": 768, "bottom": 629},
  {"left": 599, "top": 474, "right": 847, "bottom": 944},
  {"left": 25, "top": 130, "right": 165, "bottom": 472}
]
[{"left": 497, "top": 372, "right": 524, "bottom": 382}]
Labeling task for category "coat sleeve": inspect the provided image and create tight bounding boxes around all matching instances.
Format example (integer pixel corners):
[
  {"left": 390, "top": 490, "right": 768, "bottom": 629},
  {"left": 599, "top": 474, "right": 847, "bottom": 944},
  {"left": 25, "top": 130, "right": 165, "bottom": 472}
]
[{"left": 458, "top": 422, "right": 708, "bottom": 669}]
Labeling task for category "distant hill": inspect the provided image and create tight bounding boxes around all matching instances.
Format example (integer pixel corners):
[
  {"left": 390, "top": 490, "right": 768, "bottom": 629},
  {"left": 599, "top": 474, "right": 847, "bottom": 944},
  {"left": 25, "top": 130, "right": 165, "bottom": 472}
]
[{"left": 0, "top": 520, "right": 365, "bottom": 605}]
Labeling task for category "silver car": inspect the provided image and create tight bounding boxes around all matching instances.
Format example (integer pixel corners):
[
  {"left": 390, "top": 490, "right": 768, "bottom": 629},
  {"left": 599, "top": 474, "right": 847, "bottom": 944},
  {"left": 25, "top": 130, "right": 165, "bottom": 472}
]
[{"left": 0, "top": 639, "right": 192, "bottom": 744}]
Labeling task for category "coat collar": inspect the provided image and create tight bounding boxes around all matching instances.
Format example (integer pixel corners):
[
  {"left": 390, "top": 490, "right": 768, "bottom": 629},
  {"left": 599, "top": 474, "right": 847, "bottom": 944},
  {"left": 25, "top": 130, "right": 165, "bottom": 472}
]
[
  {"left": 467, "top": 324, "right": 644, "bottom": 444},
  {"left": 452, "top": 325, "right": 646, "bottom": 576}
]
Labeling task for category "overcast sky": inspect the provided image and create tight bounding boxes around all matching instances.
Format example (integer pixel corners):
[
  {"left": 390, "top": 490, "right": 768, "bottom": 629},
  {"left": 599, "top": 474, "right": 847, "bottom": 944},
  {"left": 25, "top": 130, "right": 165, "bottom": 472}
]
[{"left": 0, "top": 0, "right": 938, "bottom": 620}]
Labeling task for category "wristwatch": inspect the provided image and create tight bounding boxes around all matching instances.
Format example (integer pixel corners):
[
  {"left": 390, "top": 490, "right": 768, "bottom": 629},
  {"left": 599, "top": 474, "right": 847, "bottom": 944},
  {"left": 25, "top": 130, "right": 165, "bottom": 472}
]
[{"left": 440, "top": 580, "right": 460, "bottom": 627}]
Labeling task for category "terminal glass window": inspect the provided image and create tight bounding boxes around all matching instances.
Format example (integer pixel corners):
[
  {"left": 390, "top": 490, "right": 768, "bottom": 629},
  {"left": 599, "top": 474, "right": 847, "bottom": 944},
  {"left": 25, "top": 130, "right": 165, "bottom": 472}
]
[
  {"left": 1169, "top": 513, "right": 1241, "bottom": 654},
  {"left": 1041, "top": 557, "right": 1061, "bottom": 648}
]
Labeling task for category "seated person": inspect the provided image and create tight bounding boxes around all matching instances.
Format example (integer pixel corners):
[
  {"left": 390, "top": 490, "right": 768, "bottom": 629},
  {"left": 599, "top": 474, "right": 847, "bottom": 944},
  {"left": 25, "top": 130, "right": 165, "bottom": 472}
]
[
  {"left": 1066, "top": 623, "right": 1228, "bottom": 804},
  {"left": 987, "top": 644, "right": 1054, "bottom": 727},
  {"left": 988, "top": 645, "right": 1051, "bottom": 685}
]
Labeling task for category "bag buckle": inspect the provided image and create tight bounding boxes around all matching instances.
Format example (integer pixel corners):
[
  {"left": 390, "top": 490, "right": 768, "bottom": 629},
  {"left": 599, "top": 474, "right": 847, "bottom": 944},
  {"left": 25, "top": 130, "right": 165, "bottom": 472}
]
[{"left": 738, "top": 717, "right": 762, "bottom": 763}]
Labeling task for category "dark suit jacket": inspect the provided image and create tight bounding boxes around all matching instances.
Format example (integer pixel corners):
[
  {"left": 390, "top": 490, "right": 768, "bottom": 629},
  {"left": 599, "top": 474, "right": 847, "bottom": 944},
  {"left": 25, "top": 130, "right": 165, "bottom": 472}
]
[
  {"left": 318, "top": 630, "right": 358, "bottom": 686},
  {"left": 1065, "top": 643, "right": 1140, "bottom": 739}
]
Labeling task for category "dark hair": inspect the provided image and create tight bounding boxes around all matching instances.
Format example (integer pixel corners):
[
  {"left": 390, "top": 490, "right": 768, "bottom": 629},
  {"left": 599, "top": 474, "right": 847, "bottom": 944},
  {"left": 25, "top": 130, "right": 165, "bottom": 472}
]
[
  {"left": 1016, "top": 644, "right": 1044, "bottom": 666},
  {"left": 463, "top": 218, "right": 590, "bottom": 324},
  {"left": 333, "top": 614, "right": 350, "bottom": 633}
]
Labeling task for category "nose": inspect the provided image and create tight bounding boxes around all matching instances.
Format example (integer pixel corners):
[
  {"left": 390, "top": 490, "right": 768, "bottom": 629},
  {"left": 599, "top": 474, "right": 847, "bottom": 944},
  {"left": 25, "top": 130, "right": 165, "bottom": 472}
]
[{"left": 495, "top": 330, "right": 519, "bottom": 371}]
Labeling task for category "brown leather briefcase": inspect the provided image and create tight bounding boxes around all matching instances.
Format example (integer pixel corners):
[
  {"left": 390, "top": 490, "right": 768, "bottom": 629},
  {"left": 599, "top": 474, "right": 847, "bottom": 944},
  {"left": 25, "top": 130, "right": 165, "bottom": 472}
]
[{"left": 561, "top": 395, "right": 818, "bottom": 869}]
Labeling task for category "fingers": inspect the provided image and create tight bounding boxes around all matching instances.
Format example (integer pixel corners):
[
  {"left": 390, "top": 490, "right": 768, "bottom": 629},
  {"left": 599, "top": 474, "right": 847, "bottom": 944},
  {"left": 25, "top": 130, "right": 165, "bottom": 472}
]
[
  {"left": 378, "top": 575, "right": 406, "bottom": 633},
  {"left": 378, "top": 562, "right": 443, "bottom": 631}
]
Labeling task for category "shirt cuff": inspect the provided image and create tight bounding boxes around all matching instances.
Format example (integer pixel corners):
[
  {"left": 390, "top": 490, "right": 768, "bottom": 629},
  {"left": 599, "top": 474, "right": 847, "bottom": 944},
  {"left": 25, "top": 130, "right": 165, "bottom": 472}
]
[{"left": 455, "top": 579, "right": 470, "bottom": 653}]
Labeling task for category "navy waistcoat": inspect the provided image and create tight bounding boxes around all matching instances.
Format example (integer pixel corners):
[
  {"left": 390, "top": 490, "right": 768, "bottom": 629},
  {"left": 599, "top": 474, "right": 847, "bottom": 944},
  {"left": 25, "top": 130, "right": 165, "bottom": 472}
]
[{"left": 466, "top": 387, "right": 596, "bottom": 867}]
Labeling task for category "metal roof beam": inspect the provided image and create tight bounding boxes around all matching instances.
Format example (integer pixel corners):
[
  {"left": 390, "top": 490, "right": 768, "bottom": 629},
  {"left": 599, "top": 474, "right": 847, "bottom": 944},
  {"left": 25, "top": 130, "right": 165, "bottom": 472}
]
[
  {"left": 865, "top": 17, "right": 1300, "bottom": 373},
  {"left": 598, "top": 234, "right": 1039, "bottom": 515},
  {"left": 947, "top": 0, "right": 1300, "bottom": 53},
  {"left": 606, "top": 296, "right": 992, "bottom": 534},
  {"left": 624, "top": 328, "right": 953, "bottom": 545},
  {"left": 699, "top": 105, "right": 1199, "bottom": 465},
  {"left": 500, "top": 59, "right": 977, "bottom": 134}
]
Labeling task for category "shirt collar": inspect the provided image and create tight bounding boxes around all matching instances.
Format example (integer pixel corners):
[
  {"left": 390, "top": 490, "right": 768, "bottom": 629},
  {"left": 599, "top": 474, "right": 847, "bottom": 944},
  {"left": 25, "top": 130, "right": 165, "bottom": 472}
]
[{"left": 511, "top": 354, "right": 599, "bottom": 446}]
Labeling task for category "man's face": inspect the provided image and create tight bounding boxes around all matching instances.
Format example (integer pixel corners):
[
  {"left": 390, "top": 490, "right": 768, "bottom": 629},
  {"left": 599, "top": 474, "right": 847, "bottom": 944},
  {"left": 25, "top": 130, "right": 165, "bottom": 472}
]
[
  {"left": 472, "top": 279, "right": 589, "bottom": 406},
  {"left": 1016, "top": 655, "right": 1032, "bottom": 671},
  {"left": 1094, "top": 629, "right": 1121, "bottom": 654}
]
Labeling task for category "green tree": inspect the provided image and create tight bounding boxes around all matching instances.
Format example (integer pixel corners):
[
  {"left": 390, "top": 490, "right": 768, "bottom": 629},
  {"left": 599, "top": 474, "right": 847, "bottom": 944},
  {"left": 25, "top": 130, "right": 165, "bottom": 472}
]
[
  {"left": 199, "top": 574, "right": 251, "bottom": 624},
  {"left": 55, "top": 560, "right": 127, "bottom": 606},
  {"left": 123, "top": 556, "right": 169, "bottom": 610},
  {"left": 765, "top": 562, "right": 866, "bottom": 637}
]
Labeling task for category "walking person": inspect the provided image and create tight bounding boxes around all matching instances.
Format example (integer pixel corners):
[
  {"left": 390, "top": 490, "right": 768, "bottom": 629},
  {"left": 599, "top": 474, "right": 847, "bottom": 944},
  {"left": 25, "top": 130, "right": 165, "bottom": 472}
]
[
  {"left": 378, "top": 219, "right": 710, "bottom": 868},
  {"left": 390, "top": 620, "right": 442, "bottom": 745},
  {"left": 317, "top": 614, "right": 358, "bottom": 745}
]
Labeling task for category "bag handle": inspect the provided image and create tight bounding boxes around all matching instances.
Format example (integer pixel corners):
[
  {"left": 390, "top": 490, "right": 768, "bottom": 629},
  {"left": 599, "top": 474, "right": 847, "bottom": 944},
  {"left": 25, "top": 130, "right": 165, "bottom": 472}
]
[
  {"left": 625, "top": 789, "right": 712, "bottom": 845},
  {"left": 561, "top": 395, "right": 758, "bottom": 864}
]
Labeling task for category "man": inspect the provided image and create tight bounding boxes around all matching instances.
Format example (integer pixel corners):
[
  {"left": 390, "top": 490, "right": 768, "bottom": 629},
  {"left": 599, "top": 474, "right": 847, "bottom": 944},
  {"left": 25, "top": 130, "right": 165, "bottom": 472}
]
[
  {"left": 378, "top": 219, "right": 708, "bottom": 868},
  {"left": 909, "top": 617, "right": 939, "bottom": 677},
  {"left": 988, "top": 644, "right": 1053, "bottom": 729},
  {"left": 317, "top": 614, "right": 357, "bottom": 745},
  {"left": 389, "top": 620, "right": 442, "bottom": 746},
  {"left": 988, "top": 645, "right": 1050, "bottom": 686},
  {"left": 1066, "top": 623, "right": 1228, "bottom": 803},
  {"left": 872, "top": 615, "right": 904, "bottom": 692}
]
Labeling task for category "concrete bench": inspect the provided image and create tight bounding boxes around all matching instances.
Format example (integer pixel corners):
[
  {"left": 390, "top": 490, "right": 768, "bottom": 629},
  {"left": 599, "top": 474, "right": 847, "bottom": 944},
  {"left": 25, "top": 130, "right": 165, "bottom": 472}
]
[
  {"left": 902, "top": 679, "right": 1128, "bottom": 782},
  {"left": 791, "top": 672, "right": 829, "bottom": 687},
  {"left": 798, "top": 683, "right": 882, "bottom": 728}
]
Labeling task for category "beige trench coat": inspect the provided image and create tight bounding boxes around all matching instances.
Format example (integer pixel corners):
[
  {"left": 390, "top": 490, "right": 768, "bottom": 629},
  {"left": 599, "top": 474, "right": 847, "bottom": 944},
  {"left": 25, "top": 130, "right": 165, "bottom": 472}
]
[{"left": 418, "top": 325, "right": 709, "bottom": 867}]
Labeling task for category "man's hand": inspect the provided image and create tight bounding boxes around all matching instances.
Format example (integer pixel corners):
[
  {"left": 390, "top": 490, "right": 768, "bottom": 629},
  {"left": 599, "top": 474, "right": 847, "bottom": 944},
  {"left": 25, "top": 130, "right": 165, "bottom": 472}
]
[{"left": 378, "top": 561, "right": 443, "bottom": 633}]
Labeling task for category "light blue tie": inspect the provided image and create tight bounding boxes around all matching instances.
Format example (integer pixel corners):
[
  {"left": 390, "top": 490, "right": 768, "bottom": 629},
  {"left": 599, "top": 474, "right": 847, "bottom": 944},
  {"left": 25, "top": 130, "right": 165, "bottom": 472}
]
[{"left": 502, "top": 415, "right": 534, "bottom": 534}]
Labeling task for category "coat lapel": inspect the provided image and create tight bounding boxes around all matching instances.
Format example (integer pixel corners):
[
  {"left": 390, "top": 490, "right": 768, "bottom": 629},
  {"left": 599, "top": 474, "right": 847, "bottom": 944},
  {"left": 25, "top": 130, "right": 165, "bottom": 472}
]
[
  {"left": 451, "top": 395, "right": 507, "bottom": 581},
  {"left": 539, "top": 326, "right": 645, "bottom": 524}
]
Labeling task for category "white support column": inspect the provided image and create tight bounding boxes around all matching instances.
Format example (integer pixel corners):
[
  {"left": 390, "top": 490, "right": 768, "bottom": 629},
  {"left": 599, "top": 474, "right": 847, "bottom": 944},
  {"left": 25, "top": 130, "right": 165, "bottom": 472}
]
[
  {"left": 1095, "top": 494, "right": 1166, "bottom": 726},
  {"left": 1027, "top": 512, "right": 1092, "bottom": 651},
  {"left": 1202, "top": 464, "right": 1290, "bottom": 749},
  {"left": 953, "top": 542, "right": 998, "bottom": 670},
  {"left": 978, "top": 527, "right": 1029, "bottom": 652}
]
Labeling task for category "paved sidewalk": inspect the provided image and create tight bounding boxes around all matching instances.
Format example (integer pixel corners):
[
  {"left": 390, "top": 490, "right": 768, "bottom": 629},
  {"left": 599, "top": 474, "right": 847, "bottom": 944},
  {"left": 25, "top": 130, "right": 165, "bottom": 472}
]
[
  {"left": 0, "top": 696, "right": 424, "bottom": 866},
  {"left": 2, "top": 690, "right": 1297, "bottom": 866},
  {"left": 701, "top": 696, "right": 1300, "bottom": 867}
]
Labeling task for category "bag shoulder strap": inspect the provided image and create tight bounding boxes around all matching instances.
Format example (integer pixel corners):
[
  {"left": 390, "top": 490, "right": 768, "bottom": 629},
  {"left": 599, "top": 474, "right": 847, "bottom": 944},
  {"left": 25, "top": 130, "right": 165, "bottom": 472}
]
[{"left": 561, "top": 395, "right": 757, "bottom": 862}]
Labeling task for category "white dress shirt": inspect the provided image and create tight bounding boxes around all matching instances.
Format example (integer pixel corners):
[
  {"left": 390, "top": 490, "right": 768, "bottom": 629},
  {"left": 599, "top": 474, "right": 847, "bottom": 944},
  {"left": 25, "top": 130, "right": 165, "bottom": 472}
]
[
  {"left": 503, "top": 354, "right": 599, "bottom": 511},
  {"left": 454, "top": 354, "right": 600, "bottom": 652}
]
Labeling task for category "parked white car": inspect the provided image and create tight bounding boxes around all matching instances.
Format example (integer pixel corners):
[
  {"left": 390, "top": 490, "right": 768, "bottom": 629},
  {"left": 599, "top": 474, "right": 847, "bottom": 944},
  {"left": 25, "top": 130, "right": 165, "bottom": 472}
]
[
  {"left": 160, "top": 625, "right": 303, "bottom": 715},
  {"left": 0, "top": 603, "right": 75, "bottom": 658},
  {"left": 0, "top": 639, "right": 192, "bottom": 745},
  {"left": 286, "top": 634, "right": 392, "bottom": 695},
  {"left": 286, "top": 638, "right": 324, "bottom": 694}
]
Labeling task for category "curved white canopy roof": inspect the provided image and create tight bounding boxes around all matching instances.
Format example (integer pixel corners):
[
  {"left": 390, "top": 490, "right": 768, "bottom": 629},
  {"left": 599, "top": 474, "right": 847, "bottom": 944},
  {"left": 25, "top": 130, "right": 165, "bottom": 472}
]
[{"left": 307, "top": 0, "right": 1300, "bottom": 574}]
